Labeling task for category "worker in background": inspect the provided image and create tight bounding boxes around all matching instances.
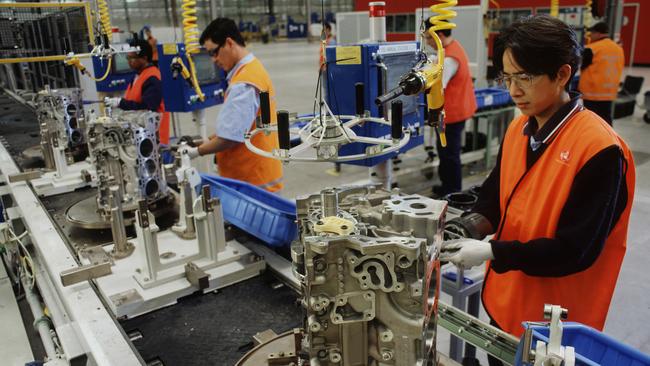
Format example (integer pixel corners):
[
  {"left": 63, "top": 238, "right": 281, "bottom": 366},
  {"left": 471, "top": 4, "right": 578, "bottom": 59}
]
[
  {"left": 142, "top": 25, "right": 159, "bottom": 66},
  {"left": 184, "top": 18, "right": 283, "bottom": 192},
  {"left": 578, "top": 22, "right": 624, "bottom": 125},
  {"left": 423, "top": 18, "right": 477, "bottom": 197},
  {"left": 440, "top": 15, "right": 635, "bottom": 366},
  {"left": 104, "top": 39, "right": 170, "bottom": 145},
  {"left": 319, "top": 22, "right": 336, "bottom": 71}
]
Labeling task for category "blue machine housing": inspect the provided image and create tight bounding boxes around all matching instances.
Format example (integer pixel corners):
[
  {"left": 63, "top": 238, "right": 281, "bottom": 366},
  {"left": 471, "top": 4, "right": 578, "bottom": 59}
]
[
  {"left": 157, "top": 43, "right": 227, "bottom": 112},
  {"left": 93, "top": 52, "right": 136, "bottom": 92},
  {"left": 325, "top": 42, "right": 425, "bottom": 166}
]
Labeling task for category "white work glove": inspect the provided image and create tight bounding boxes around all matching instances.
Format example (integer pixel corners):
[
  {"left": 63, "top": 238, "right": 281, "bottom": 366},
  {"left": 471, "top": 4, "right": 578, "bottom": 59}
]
[
  {"left": 182, "top": 146, "right": 200, "bottom": 159},
  {"left": 439, "top": 239, "right": 494, "bottom": 269},
  {"left": 104, "top": 97, "right": 121, "bottom": 108}
]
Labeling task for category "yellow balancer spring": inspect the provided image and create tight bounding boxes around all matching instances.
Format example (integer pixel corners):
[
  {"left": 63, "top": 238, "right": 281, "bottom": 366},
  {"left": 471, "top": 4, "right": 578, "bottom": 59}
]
[
  {"left": 97, "top": 0, "right": 112, "bottom": 38},
  {"left": 426, "top": 0, "right": 457, "bottom": 147},
  {"left": 181, "top": 0, "right": 205, "bottom": 101}
]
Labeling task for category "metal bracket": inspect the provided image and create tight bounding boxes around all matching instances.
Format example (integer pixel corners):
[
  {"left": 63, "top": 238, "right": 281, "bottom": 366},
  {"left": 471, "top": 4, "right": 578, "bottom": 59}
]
[
  {"left": 8, "top": 171, "right": 43, "bottom": 183},
  {"left": 60, "top": 262, "right": 112, "bottom": 287},
  {"left": 184, "top": 262, "right": 209, "bottom": 290}
]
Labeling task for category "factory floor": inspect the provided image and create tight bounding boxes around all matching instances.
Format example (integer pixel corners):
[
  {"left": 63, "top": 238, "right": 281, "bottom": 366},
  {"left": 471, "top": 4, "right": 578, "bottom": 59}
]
[{"left": 220, "top": 41, "right": 650, "bottom": 360}]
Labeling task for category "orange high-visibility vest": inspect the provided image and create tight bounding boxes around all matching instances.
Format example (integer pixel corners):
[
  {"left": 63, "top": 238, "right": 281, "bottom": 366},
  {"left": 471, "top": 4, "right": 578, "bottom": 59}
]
[
  {"left": 216, "top": 57, "right": 283, "bottom": 192},
  {"left": 124, "top": 65, "right": 170, "bottom": 145},
  {"left": 578, "top": 38, "right": 624, "bottom": 101},
  {"left": 482, "top": 109, "right": 635, "bottom": 337},
  {"left": 443, "top": 40, "right": 477, "bottom": 123}
]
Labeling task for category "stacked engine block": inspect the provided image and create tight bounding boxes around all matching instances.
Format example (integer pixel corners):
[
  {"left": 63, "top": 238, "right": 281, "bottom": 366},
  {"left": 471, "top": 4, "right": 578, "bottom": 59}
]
[
  {"left": 87, "top": 110, "right": 169, "bottom": 216},
  {"left": 34, "top": 88, "right": 86, "bottom": 169},
  {"left": 292, "top": 186, "right": 447, "bottom": 365}
]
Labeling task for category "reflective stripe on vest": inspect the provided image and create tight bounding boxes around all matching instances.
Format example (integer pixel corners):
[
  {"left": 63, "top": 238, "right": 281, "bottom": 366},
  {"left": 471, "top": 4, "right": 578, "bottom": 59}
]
[
  {"left": 482, "top": 109, "right": 635, "bottom": 337},
  {"left": 216, "top": 57, "right": 284, "bottom": 192},
  {"left": 443, "top": 40, "right": 477, "bottom": 123},
  {"left": 124, "top": 65, "right": 170, "bottom": 145},
  {"left": 578, "top": 38, "right": 624, "bottom": 101}
]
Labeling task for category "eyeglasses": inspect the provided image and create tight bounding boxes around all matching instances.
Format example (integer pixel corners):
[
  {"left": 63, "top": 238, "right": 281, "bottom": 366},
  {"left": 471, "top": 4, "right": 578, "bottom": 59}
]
[
  {"left": 126, "top": 54, "right": 140, "bottom": 60},
  {"left": 207, "top": 44, "right": 223, "bottom": 57},
  {"left": 495, "top": 73, "right": 539, "bottom": 89}
]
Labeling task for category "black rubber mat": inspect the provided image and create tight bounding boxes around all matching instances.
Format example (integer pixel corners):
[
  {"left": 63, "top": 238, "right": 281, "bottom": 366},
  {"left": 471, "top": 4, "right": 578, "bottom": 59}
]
[{"left": 121, "top": 273, "right": 303, "bottom": 366}]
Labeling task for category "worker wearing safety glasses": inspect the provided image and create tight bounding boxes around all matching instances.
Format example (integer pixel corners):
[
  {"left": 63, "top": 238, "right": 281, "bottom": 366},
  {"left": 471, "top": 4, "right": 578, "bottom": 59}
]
[
  {"left": 185, "top": 18, "right": 283, "bottom": 193},
  {"left": 440, "top": 15, "right": 635, "bottom": 366}
]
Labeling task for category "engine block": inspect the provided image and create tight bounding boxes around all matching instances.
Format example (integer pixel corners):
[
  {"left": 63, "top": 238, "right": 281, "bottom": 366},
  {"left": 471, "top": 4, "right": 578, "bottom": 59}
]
[
  {"left": 87, "top": 110, "right": 168, "bottom": 216},
  {"left": 292, "top": 186, "right": 447, "bottom": 365},
  {"left": 34, "top": 88, "right": 86, "bottom": 168}
]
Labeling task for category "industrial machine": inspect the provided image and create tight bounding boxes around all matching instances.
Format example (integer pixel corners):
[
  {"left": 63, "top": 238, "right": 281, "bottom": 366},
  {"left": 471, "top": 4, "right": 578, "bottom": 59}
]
[
  {"left": 235, "top": 185, "right": 606, "bottom": 366},
  {"left": 25, "top": 87, "right": 96, "bottom": 197},
  {"left": 324, "top": 42, "right": 425, "bottom": 167},
  {"left": 245, "top": 92, "right": 410, "bottom": 163},
  {"left": 92, "top": 43, "right": 137, "bottom": 93},
  {"left": 158, "top": 43, "right": 227, "bottom": 171},
  {"left": 158, "top": 44, "right": 227, "bottom": 113}
]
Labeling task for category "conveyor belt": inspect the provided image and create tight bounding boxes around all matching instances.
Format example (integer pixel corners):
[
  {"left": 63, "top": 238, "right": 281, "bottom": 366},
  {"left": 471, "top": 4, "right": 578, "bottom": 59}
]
[{"left": 0, "top": 89, "right": 304, "bottom": 365}]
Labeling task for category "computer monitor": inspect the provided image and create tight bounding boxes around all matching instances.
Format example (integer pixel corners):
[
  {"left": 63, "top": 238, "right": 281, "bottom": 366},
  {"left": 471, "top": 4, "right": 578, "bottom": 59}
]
[
  {"left": 112, "top": 53, "right": 132, "bottom": 74},
  {"left": 193, "top": 53, "right": 222, "bottom": 85}
]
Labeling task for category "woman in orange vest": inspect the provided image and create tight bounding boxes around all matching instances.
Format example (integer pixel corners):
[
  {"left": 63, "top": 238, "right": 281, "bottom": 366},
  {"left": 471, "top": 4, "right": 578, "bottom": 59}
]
[
  {"left": 440, "top": 15, "right": 635, "bottom": 366},
  {"left": 184, "top": 18, "right": 283, "bottom": 192},
  {"left": 104, "top": 39, "right": 170, "bottom": 145},
  {"left": 422, "top": 18, "right": 477, "bottom": 197}
]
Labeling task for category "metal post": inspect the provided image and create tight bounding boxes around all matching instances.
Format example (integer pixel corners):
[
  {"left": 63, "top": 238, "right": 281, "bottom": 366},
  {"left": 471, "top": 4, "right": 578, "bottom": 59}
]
[
  {"left": 368, "top": 5, "right": 392, "bottom": 189},
  {"left": 368, "top": 1, "right": 386, "bottom": 43},
  {"left": 192, "top": 109, "right": 211, "bottom": 173},
  {"left": 321, "top": 189, "right": 338, "bottom": 217},
  {"left": 109, "top": 185, "right": 134, "bottom": 259}
]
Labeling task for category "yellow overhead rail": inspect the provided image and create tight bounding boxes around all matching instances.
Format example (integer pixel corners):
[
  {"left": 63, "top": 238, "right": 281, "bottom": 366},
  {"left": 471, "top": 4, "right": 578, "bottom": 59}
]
[{"left": 0, "top": 2, "right": 95, "bottom": 65}]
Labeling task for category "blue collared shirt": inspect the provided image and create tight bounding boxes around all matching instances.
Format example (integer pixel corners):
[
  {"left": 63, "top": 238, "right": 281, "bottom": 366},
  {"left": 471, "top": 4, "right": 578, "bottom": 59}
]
[{"left": 216, "top": 53, "right": 259, "bottom": 143}]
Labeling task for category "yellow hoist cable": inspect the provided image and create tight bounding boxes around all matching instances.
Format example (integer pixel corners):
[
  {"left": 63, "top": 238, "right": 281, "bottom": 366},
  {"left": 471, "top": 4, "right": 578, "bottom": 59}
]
[
  {"left": 182, "top": 0, "right": 205, "bottom": 101},
  {"left": 584, "top": 0, "right": 593, "bottom": 44},
  {"left": 550, "top": 0, "right": 560, "bottom": 18},
  {"left": 97, "top": 0, "right": 112, "bottom": 37},
  {"left": 65, "top": 56, "right": 112, "bottom": 82},
  {"left": 427, "top": 0, "right": 457, "bottom": 147}
]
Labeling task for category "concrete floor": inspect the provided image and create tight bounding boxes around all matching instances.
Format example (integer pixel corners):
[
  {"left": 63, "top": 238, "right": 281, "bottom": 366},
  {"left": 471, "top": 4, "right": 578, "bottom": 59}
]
[{"left": 175, "top": 40, "right": 650, "bottom": 358}]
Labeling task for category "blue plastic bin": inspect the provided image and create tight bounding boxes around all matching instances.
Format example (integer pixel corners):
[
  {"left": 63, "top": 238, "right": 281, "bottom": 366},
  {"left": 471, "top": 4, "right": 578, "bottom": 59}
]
[
  {"left": 475, "top": 88, "right": 512, "bottom": 109},
  {"left": 515, "top": 322, "right": 650, "bottom": 366},
  {"left": 200, "top": 175, "right": 297, "bottom": 247}
]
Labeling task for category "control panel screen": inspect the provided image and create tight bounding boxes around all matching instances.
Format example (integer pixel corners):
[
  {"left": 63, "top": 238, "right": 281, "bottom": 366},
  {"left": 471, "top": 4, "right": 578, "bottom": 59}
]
[
  {"left": 193, "top": 53, "right": 222, "bottom": 85},
  {"left": 112, "top": 53, "right": 132, "bottom": 74}
]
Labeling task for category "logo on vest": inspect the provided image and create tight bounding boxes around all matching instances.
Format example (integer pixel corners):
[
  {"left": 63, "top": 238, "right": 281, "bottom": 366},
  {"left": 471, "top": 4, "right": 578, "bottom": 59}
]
[{"left": 559, "top": 150, "right": 570, "bottom": 163}]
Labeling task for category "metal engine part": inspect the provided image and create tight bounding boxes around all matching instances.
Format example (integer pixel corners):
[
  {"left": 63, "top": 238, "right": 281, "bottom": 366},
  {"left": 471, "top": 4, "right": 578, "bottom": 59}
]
[
  {"left": 83, "top": 110, "right": 170, "bottom": 220},
  {"left": 33, "top": 87, "right": 86, "bottom": 168},
  {"left": 291, "top": 185, "right": 447, "bottom": 366}
]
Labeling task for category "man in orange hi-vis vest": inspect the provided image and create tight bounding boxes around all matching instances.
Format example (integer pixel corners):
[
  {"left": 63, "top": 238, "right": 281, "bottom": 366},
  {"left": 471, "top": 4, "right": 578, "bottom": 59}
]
[
  {"left": 184, "top": 18, "right": 283, "bottom": 192},
  {"left": 422, "top": 18, "right": 477, "bottom": 197},
  {"left": 439, "top": 16, "right": 635, "bottom": 366},
  {"left": 104, "top": 39, "right": 170, "bottom": 145},
  {"left": 578, "top": 22, "right": 624, "bottom": 125}
]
